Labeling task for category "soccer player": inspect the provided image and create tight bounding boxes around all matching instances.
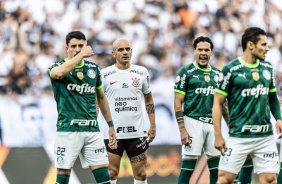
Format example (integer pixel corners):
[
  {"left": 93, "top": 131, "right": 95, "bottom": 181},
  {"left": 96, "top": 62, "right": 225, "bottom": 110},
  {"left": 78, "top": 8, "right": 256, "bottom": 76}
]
[
  {"left": 174, "top": 36, "right": 228, "bottom": 184},
  {"left": 101, "top": 39, "right": 156, "bottom": 184},
  {"left": 213, "top": 27, "right": 282, "bottom": 184},
  {"left": 49, "top": 31, "right": 116, "bottom": 184}
]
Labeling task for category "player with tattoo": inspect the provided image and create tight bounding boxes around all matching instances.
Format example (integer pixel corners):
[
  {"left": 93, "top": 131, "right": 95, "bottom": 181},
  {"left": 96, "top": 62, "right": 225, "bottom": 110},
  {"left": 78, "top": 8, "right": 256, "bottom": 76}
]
[
  {"left": 213, "top": 27, "right": 282, "bottom": 183},
  {"left": 174, "top": 36, "right": 227, "bottom": 184},
  {"left": 101, "top": 39, "right": 156, "bottom": 184}
]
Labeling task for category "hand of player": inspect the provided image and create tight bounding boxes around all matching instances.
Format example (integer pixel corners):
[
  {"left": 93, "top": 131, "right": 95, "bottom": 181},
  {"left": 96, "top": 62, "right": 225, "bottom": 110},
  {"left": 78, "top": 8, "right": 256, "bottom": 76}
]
[
  {"left": 180, "top": 128, "right": 190, "bottom": 146},
  {"left": 214, "top": 135, "right": 226, "bottom": 156},
  {"left": 279, "top": 97, "right": 282, "bottom": 106},
  {"left": 108, "top": 126, "right": 117, "bottom": 146},
  {"left": 147, "top": 125, "right": 156, "bottom": 144},
  {"left": 80, "top": 41, "right": 95, "bottom": 58},
  {"left": 276, "top": 120, "right": 282, "bottom": 139}
]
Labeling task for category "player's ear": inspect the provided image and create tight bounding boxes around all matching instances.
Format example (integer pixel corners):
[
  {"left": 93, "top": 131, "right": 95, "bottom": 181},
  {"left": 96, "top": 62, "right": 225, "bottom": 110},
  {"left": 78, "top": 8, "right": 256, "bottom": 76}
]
[
  {"left": 112, "top": 51, "right": 116, "bottom": 58},
  {"left": 211, "top": 49, "right": 214, "bottom": 56},
  {"left": 247, "top": 41, "right": 254, "bottom": 51},
  {"left": 84, "top": 40, "right": 87, "bottom": 46}
]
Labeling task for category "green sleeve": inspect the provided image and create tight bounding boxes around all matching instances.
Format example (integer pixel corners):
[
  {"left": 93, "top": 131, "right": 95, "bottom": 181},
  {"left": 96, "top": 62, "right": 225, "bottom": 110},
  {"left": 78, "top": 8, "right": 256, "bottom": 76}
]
[{"left": 269, "top": 92, "right": 282, "bottom": 120}]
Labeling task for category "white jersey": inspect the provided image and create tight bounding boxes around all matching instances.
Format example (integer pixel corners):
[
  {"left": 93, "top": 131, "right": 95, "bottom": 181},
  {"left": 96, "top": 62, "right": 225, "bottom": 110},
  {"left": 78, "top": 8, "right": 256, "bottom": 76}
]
[{"left": 101, "top": 64, "right": 151, "bottom": 139}]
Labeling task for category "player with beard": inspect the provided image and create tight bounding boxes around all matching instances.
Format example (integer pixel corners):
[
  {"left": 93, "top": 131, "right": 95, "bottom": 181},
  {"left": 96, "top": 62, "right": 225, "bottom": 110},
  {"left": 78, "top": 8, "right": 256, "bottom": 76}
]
[
  {"left": 213, "top": 27, "right": 282, "bottom": 183},
  {"left": 174, "top": 36, "right": 229, "bottom": 184},
  {"left": 101, "top": 39, "right": 156, "bottom": 184}
]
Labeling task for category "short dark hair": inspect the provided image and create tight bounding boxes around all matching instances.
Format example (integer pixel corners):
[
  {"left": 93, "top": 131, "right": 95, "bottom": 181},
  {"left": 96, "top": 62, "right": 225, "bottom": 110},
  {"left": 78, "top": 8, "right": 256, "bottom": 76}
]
[
  {"left": 66, "top": 31, "right": 86, "bottom": 46},
  {"left": 241, "top": 27, "right": 266, "bottom": 51},
  {"left": 193, "top": 36, "right": 213, "bottom": 50}
]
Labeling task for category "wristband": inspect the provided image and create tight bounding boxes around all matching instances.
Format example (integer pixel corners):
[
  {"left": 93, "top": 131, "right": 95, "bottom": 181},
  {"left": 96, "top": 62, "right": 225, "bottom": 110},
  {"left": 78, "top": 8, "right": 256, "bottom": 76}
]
[{"left": 107, "top": 121, "right": 114, "bottom": 127}]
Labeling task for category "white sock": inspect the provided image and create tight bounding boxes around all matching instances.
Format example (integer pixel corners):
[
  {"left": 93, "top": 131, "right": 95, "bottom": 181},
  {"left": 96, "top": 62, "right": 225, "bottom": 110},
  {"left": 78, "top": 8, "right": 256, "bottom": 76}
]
[
  {"left": 134, "top": 179, "right": 147, "bottom": 184},
  {"left": 110, "top": 180, "right": 117, "bottom": 184}
]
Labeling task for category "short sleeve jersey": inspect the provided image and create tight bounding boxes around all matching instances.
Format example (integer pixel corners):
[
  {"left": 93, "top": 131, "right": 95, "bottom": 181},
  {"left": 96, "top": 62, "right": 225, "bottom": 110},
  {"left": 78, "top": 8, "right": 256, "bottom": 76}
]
[
  {"left": 174, "top": 61, "right": 220, "bottom": 124},
  {"left": 101, "top": 64, "right": 151, "bottom": 139},
  {"left": 49, "top": 59, "right": 102, "bottom": 132},
  {"left": 215, "top": 57, "right": 276, "bottom": 138}
]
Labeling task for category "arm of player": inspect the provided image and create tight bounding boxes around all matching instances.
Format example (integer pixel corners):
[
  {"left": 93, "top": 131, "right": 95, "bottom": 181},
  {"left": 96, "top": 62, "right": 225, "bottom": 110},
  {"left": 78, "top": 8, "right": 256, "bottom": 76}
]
[
  {"left": 174, "top": 92, "right": 190, "bottom": 146},
  {"left": 96, "top": 87, "right": 116, "bottom": 146},
  {"left": 144, "top": 92, "right": 156, "bottom": 144},
  {"left": 222, "top": 101, "right": 230, "bottom": 125},
  {"left": 213, "top": 92, "right": 227, "bottom": 155},
  {"left": 269, "top": 92, "right": 282, "bottom": 139},
  {"left": 50, "top": 41, "right": 94, "bottom": 79}
]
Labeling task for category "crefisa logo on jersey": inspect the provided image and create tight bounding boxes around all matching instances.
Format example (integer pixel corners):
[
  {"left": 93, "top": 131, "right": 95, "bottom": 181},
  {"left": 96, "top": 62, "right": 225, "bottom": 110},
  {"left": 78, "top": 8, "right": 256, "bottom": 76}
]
[
  {"left": 252, "top": 72, "right": 259, "bottom": 81},
  {"left": 87, "top": 69, "right": 96, "bottom": 79},
  {"left": 132, "top": 77, "right": 140, "bottom": 88}
]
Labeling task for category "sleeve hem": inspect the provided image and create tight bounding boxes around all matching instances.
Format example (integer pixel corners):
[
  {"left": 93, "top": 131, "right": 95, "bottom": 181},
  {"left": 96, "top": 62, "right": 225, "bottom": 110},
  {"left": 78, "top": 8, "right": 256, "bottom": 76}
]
[
  {"left": 174, "top": 89, "right": 186, "bottom": 95},
  {"left": 215, "top": 88, "right": 228, "bottom": 96}
]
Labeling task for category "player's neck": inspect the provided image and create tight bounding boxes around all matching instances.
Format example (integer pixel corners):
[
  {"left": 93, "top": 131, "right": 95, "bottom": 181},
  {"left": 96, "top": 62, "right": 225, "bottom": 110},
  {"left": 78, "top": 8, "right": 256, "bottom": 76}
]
[
  {"left": 115, "top": 63, "right": 130, "bottom": 70},
  {"left": 241, "top": 53, "right": 257, "bottom": 65}
]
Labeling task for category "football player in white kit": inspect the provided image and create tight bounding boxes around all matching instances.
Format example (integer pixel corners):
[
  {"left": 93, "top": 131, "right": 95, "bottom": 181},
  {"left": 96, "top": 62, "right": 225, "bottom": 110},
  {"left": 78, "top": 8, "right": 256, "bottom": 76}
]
[{"left": 101, "top": 39, "right": 156, "bottom": 184}]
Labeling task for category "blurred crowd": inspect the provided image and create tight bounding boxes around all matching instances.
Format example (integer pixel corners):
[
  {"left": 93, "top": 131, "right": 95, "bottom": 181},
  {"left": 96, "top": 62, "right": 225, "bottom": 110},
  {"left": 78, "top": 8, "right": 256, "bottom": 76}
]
[{"left": 0, "top": 0, "right": 282, "bottom": 97}]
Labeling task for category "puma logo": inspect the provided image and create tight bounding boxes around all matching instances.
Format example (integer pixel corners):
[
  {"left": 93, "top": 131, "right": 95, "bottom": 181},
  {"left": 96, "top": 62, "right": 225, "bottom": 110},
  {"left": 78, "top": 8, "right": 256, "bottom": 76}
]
[
  {"left": 238, "top": 73, "right": 246, "bottom": 79},
  {"left": 193, "top": 75, "right": 199, "bottom": 79}
]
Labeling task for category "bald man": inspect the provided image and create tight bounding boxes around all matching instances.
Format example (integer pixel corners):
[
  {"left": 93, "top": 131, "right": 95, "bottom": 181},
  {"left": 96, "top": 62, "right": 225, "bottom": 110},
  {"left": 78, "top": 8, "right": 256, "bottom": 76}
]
[{"left": 101, "top": 39, "right": 156, "bottom": 184}]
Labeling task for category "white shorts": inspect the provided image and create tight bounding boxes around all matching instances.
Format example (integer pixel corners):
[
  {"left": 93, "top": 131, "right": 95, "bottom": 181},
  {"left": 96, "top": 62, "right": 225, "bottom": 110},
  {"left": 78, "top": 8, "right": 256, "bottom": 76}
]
[
  {"left": 54, "top": 132, "right": 108, "bottom": 169},
  {"left": 219, "top": 135, "right": 279, "bottom": 174},
  {"left": 182, "top": 117, "right": 220, "bottom": 158}
]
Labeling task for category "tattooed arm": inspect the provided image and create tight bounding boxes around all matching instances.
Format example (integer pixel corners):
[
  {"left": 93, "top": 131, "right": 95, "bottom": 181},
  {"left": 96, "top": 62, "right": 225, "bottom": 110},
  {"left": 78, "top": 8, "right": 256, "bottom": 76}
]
[
  {"left": 222, "top": 101, "right": 230, "bottom": 125},
  {"left": 144, "top": 92, "right": 156, "bottom": 143},
  {"left": 174, "top": 92, "right": 190, "bottom": 146}
]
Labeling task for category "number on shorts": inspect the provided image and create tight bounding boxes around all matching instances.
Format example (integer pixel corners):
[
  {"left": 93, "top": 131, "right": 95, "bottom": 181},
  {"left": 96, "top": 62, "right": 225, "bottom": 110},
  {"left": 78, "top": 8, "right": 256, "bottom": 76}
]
[
  {"left": 57, "top": 147, "right": 65, "bottom": 156},
  {"left": 225, "top": 148, "right": 232, "bottom": 156}
]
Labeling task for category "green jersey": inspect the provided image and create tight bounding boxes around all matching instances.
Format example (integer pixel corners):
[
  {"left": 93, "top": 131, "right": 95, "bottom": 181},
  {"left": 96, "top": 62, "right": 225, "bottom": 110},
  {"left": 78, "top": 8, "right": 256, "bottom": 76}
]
[
  {"left": 49, "top": 59, "right": 102, "bottom": 132},
  {"left": 215, "top": 57, "right": 276, "bottom": 138},
  {"left": 174, "top": 61, "right": 220, "bottom": 124}
]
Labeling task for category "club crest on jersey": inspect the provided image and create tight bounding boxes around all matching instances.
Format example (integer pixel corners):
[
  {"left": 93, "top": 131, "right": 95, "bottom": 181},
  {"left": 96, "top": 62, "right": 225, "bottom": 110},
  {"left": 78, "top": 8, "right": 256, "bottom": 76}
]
[
  {"left": 132, "top": 77, "right": 140, "bottom": 88},
  {"left": 205, "top": 75, "right": 210, "bottom": 82},
  {"left": 263, "top": 70, "right": 271, "bottom": 80},
  {"left": 252, "top": 72, "right": 259, "bottom": 81},
  {"left": 77, "top": 72, "right": 84, "bottom": 80},
  {"left": 87, "top": 69, "right": 96, "bottom": 79}
]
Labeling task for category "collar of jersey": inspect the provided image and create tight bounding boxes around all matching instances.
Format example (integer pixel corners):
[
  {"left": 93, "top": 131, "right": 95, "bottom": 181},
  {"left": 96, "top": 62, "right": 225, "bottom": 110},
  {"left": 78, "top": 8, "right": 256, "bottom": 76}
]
[
  {"left": 238, "top": 57, "right": 259, "bottom": 68},
  {"left": 64, "top": 58, "right": 85, "bottom": 68},
  {"left": 193, "top": 61, "right": 211, "bottom": 72}
]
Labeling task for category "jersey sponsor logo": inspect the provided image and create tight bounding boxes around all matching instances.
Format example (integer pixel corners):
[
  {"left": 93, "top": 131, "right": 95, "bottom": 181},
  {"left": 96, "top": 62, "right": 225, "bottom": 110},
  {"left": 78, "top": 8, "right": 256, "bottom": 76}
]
[
  {"left": 204, "top": 75, "right": 210, "bottom": 82},
  {"left": 85, "top": 63, "right": 96, "bottom": 68},
  {"left": 241, "top": 84, "right": 269, "bottom": 98},
  {"left": 195, "top": 86, "right": 214, "bottom": 96},
  {"left": 222, "top": 72, "right": 231, "bottom": 90},
  {"left": 77, "top": 71, "right": 84, "bottom": 80},
  {"left": 238, "top": 73, "right": 246, "bottom": 79},
  {"left": 130, "top": 70, "right": 143, "bottom": 75},
  {"left": 263, "top": 152, "right": 278, "bottom": 159},
  {"left": 241, "top": 124, "right": 269, "bottom": 133},
  {"left": 70, "top": 119, "right": 97, "bottom": 126},
  {"left": 263, "top": 70, "right": 271, "bottom": 80},
  {"left": 199, "top": 117, "right": 213, "bottom": 124},
  {"left": 192, "top": 75, "right": 199, "bottom": 79},
  {"left": 260, "top": 62, "right": 272, "bottom": 68},
  {"left": 94, "top": 147, "right": 106, "bottom": 153},
  {"left": 104, "top": 70, "right": 116, "bottom": 78},
  {"left": 132, "top": 77, "right": 140, "bottom": 88},
  {"left": 176, "top": 76, "right": 180, "bottom": 83},
  {"left": 67, "top": 83, "right": 96, "bottom": 94},
  {"left": 115, "top": 101, "right": 137, "bottom": 113},
  {"left": 230, "top": 64, "right": 243, "bottom": 72},
  {"left": 87, "top": 69, "right": 96, "bottom": 79},
  {"left": 114, "top": 97, "right": 138, "bottom": 101},
  {"left": 117, "top": 126, "right": 137, "bottom": 133},
  {"left": 187, "top": 67, "right": 196, "bottom": 73},
  {"left": 252, "top": 72, "right": 259, "bottom": 81},
  {"left": 180, "top": 74, "right": 186, "bottom": 88},
  {"left": 110, "top": 81, "right": 118, "bottom": 85},
  {"left": 122, "top": 83, "right": 129, "bottom": 88}
]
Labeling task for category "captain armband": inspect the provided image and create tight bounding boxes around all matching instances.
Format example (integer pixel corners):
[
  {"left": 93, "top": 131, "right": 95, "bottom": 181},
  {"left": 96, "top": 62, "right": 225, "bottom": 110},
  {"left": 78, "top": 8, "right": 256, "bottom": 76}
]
[
  {"left": 175, "top": 111, "right": 184, "bottom": 124},
  {"left": 107, "top": 121, "right": 114, "bottom": 127}
]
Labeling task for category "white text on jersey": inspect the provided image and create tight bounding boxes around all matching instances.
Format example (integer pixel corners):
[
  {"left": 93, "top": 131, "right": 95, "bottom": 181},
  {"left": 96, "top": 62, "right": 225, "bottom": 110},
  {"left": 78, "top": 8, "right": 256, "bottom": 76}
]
[
  {"left": 67, "top": 83, "right": 96, "bottom": 94},
  {"left": 195, "top": 86, "right": 214, "bottom": 96},
  {"left": 70, "top": 119, "right": 97, "bottom": 126},
  {"left": 241, "top": 85, "right": 269, "bottom": 98}
]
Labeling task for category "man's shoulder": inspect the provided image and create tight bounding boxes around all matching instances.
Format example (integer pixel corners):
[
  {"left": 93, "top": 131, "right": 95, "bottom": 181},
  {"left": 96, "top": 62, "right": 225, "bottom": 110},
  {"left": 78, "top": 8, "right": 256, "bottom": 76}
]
[
  {"left": 178, "top": 63, "right": 195, "bottom": 74},
  {"left": 101, "top": 65, "right": 116, "bottom": 78},
  {"left": 84, "top": 60, "right": 99, "bottom": 69},
  {"left": 223, "top": 58, "right": 241, "bottom": 72},
  {"left": 210, "top": 65, "right": 221, "bottom": 74},
  {"left": 129, "top": 64, "right": 148, "bottom": 76},
  {"left": 259, "top": 60, "right": 273, "bottom": 69}
]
